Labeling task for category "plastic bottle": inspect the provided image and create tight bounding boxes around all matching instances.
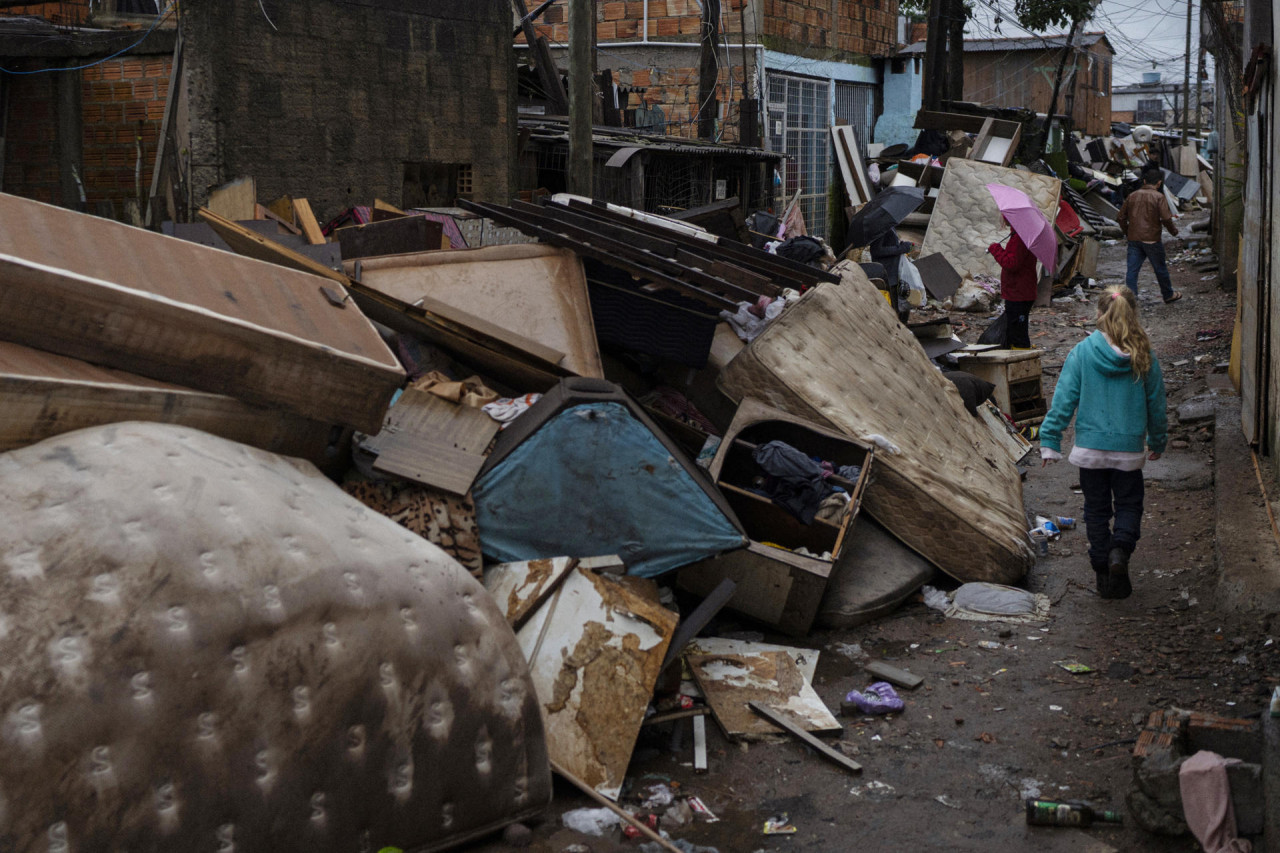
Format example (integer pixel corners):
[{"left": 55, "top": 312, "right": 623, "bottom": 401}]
[{"left": 1025, "top": 798, "right": 1123, "bottom": 827}]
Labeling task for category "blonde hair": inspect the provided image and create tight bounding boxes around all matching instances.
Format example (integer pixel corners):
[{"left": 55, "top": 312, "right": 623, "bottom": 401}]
[{"left": 1096, "top": 285, "right": 1152, "bottom": 377}]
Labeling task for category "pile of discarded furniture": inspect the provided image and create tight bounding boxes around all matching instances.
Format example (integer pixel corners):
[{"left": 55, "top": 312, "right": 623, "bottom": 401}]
[{"left": 0, "top": 173, "right": 1036, "bottom": 850}]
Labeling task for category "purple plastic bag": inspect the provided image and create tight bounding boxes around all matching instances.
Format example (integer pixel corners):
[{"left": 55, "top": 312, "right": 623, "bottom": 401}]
[{"left": 844, "top": 681, "right": 905, "bottom": 715}]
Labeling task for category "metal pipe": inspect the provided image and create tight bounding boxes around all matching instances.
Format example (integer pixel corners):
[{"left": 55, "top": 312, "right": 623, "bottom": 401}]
[{"left": 642, "top": 0, "right": 648, "bottom": 43}]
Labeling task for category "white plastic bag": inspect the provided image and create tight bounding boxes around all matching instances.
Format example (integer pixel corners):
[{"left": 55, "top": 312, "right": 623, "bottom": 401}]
[
  {"left": 899, "top": 256, "right": 926, "bottom": 307},
  {"left": 562, "top": 807, "right": 621, "bottom": 836}
]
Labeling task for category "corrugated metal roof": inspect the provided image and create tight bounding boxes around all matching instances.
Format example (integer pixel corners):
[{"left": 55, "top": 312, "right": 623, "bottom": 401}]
[{"left": 900, "top": 32, "right": 1111, "bottom": 55}]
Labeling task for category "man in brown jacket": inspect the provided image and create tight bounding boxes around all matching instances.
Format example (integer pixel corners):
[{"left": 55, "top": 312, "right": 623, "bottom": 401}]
[{"left": 1117, "top": 170, "right": 1182, "bottom": 304}]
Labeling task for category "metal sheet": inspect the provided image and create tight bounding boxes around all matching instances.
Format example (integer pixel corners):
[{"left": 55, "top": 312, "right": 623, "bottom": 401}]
[
  {"left": 516, "top": 567, "right": 676, "bottom": 800},
  {"left": 350, "top": 244, "right": 603, "bottom": 379},
  {"left": 687, "top": 650, "right": 840, "bottom": 741}
]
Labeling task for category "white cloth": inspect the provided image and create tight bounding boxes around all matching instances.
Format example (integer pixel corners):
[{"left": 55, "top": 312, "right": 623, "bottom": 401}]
[{"left": 1179, "top": 750, "right": 1253, "bottom": 853}]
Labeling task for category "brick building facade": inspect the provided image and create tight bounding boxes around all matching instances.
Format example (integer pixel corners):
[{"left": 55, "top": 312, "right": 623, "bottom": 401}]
[
  {"left": 1, "top": 3, "right": 175, "bottom": 215},
  {"left": 527, "top": 0, "right": 898, "bottom": 238}
]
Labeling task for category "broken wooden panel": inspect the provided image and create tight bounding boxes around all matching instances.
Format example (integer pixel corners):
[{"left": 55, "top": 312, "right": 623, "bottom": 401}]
[
  {"left": 349, "top": 244, "right": 604, "bottom": 379},
  {"left": 363, "top": 388, "right": 500, "bottom": 497},
  {"left": 516, "top": 567, "right": 677, "bottom": 800},
  {"left": 483, "top": 556, "right": 577, "bottom": 629},
  {"left": 198, "top": 207, "right": 350, "bottom": 284},
  {"left": 0, "top": 193, "right": 403, "bottom": 433},
  {"left": 687, "top": 650, "right": 839, "bottom": 741},
  {"left": 335, "top": 215, "right": 445, "bottom": 259},
  {"left": 0, "top": 341, "right": 340, "bottom": 466}
]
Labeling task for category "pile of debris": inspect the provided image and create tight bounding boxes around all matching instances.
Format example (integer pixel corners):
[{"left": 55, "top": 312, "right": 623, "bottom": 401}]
[{"left": 0, "top": 175, "right": 1040, "bottom": 851}]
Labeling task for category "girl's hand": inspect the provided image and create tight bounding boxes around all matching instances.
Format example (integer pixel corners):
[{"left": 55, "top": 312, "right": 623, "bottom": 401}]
[{"left": 1148, "top": 452, "right": 1162, "bottom": 461}]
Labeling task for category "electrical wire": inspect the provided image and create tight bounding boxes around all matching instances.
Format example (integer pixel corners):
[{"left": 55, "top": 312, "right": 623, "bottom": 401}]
[{"left": 0, "top": 1, "right": 175, "bottom": 75}]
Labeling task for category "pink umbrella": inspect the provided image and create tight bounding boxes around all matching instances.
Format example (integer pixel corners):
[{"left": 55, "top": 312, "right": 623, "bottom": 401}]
[{"left": 986, "top": 183, "right": 1057, "bottom": 272}]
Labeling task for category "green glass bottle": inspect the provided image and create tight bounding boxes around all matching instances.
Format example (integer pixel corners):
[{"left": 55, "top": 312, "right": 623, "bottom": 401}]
[{"left": 1025, "top": 798, "right": 1123, "bottom": 827}]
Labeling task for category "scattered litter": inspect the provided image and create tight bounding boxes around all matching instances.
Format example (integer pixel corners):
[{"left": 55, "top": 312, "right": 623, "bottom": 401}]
[
  {"left": 762, "top": 814, "right": 798, "bottom": 835},
  {"left": 830, "top": 641, "right": 868, "bottom": 660},
  {"left": 977, "top": 640, "right": 1001, "bottom": 650},
  {"left": 643, "top": 783, "right": 676, "bottom": 809},
  {"left": 687, "top": 796, "right": 720, "bottom": 823},
  {"left": 1233, "top": 654, "right": 1249, "bottom": 665},
  {"left": 1049, "top": 705, "right": 1063, "bottom": 712},
  {"left": 562, "top": 807, "right": 622, "bottom": 836},
  {"left": 843, "top": 682, "right": 905, "bottom": 715},
  {"left": 850, "top": 781, "right": 897, "bottom": 800},
  {"left": 1054, "top": 660, "right": 1094, "bottom": 674},
  {"left": 942, "top": 583, "right": 1051, "bottom": 623},
  {"left": 922, "top": 585, "right": 951, "bottom": 611},
  {"left": 935, "top": 795, "right": 962, "bottom": 809}
]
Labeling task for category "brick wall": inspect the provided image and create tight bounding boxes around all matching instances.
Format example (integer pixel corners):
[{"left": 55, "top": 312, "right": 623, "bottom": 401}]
[
  {"left": 80, "top": 54, "right": 171, "bottom": 212},
  {"left": 182, "top": 0, "right": 516, "bottom": 221},
  {"left": 763, "top": 0, "right": 897, "bottom": 58},
  {"left": 1, "top": 64, "right": 60, "bottom": 203},
  {"left": 2, "top": 1, "right": 90, "bottom": 25}
]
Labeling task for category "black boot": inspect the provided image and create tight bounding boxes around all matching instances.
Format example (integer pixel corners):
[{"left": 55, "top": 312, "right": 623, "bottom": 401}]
[
  {"left": 1093, "top": 563, "right": 1111, "bottom": 597},
  {"left": 1105, "top": 546, "right": 1132, "bottom": 599}
]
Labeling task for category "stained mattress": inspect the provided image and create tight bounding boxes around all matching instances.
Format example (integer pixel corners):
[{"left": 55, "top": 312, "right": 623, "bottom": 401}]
[
  {"left": 918, "top": 158, "right": 1062, "bottom": 280},
  {"left": 0, "top": 422, "right": 550, "bottom": 851},
  {"left": 718, "top": 264, "right": 1034, "bottom": 583}
]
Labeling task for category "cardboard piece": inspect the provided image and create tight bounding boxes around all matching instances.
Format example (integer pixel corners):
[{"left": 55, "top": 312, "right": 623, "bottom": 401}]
[
  {"left": 913, "top": 252, "right": 963, "bottom": 301},
  {"left": 688, "top": 650, "right": 840, "bottom": 741},
  {"left": 363, "top": 388, "right": 500, "bottom": 496},
  {"left": 483, "top": 556, "right": 577, "bottom": 630}
]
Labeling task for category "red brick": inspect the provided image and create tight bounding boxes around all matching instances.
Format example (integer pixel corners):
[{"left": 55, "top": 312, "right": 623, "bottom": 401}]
[
  {"left": 625, "top": 1, "right": 645, "bottom": 17},
  {"left": 120, "top": 57, "right": 144, "bottom": 78},
  {"left": 679, "top": 16, "right": 699, "bottom": 34},
  {"left": 616, "top": 18, "right": 638, "bottom": 38},
  {"left": 123, "top": 102, "right": 147, "bottom": 121},
  {"left": 655, "top": 17, "right": 679, "bottom": 36},
  {"left": 132, "top": 80, "right": 158, "bottom": 100},
  {"left": 145, "top": 101, "right": 165, "bottom": 120},
  {"left": 596, "top": 21, "right": 617, "bottom": 39},
  {"left": 600, "top": 1, "right": 625, "bottom": 20},
  {"left": 145, "top": 63, "right": 167, "bottom": 78}
]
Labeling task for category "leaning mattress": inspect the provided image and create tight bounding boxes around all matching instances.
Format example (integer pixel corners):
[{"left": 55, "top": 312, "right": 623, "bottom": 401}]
[{"left": 718, "top": 265, "right": 1033, "bottom": 583}]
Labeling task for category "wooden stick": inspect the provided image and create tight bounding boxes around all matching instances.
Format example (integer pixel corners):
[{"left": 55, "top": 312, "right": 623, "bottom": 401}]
[
  {"left": 550, "top": 759, "right": 683, "bottom": 853},
  {"left": 748, "top": 701, "right": 862, "bottom": 774}
]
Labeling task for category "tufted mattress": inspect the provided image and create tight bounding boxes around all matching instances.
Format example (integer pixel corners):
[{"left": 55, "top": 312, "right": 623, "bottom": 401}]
[
  {"left": 718, "top": 266, "right": 1034, "bottom": 584},
  {"left": 0, "top": 423, "right": 550, "bottom": 851},
  {"left": 918, "top": 159, "right": 1062, "bottom": 280}
]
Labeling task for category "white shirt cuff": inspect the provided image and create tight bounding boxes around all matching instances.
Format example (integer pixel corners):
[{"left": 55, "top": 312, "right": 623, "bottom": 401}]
[{"left": 1040, "top": 447, "right": 1063, "bottom": 461}]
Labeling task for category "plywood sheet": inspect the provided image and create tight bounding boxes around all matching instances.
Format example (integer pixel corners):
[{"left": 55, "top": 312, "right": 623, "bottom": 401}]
[
  {"left": 0, "top": 341, "right": 336, "bottom": 464},
  {"left": 687, "top": 650, "right": 839, "bottom": 741},
  {"left": 351, "top": 244, "right": 604, "bottom": 379},
  {"left": 516, "top": 568, "right": 676, "bottom": 800},
  {"left": 366, "top": 388, "right": 500, "bottom": 496},
  {"left": 718, "top": 263, "right": 1033, "bottom": 584},
  {"left": 483, "top": 556, "right": 577, "bottom": 629},
  {"left": 0, "top": 192, "right": 403, "bottom": 433},
  {"left": 919, "top": 159, "right": 1062, "bottom": 279}
]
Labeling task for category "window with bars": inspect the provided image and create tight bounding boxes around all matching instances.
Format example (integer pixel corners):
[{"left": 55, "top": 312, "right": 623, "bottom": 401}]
[
  {"left": 1135, "top": 99, "right": 1164, "bottom": 124},
  {"left": 766, "top": 73, "right": 831, "bottom": 239}
]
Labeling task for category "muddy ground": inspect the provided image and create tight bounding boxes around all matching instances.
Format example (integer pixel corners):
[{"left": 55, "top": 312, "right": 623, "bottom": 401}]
[{"left": 473, "top": 220, "right": 1280, "bottom": 853}]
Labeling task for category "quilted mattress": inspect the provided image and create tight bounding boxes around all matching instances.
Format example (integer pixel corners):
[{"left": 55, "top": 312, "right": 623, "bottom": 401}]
[
  {"left": 0, "top": 423, "right": 550, "bottom": 851},
  {"left": 918, "top": 158, "right": 1063, "bottom": 280},
  {"left": 718, "top": 265, "right": 1034, "bottom": 584}
]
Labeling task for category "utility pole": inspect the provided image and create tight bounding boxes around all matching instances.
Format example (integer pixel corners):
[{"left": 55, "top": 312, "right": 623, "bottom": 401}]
[
  {"left": 1181, "top": 0, "right": 1192, "bottom": 143},
  {"left": 1040, "top": 19, "right": 1080, "bottom": 158},
  {"left": 568, "top": 0, "right": 593, "bottom": 195},
  {"left": 1194, "top": 42, "right": 1205, "bottom": 137},
  {"left": 922, "top": 0, "right": 947, "bottom": 110},
  {"left": 697, "top": 0, "right": 721, "bottom": 139}
]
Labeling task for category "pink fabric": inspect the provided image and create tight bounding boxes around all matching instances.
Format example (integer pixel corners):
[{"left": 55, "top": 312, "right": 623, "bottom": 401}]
[{"left": 1179, "top": 750, "right": 1253, "bottom": 853}]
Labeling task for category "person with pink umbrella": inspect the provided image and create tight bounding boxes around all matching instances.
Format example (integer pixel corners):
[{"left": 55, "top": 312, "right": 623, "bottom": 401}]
[{"left": 985, "top": 184, "right": 1055, "bottom": 349}]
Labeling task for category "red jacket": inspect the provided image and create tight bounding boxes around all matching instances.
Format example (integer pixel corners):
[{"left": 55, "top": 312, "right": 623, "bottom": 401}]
[{"left": 987, "top": 231, "right": 1038, "bottom": 302}]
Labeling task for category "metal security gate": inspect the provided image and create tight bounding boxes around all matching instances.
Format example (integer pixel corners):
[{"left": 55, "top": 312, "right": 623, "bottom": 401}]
[
  {"left": 834, "top": 81, "right": 876, "bottom": 155},
  {"left": 766, "top": 73, "right": 831, "bottom": 238}
]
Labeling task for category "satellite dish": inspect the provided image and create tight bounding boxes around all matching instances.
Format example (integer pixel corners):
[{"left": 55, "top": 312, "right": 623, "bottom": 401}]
[{"left": 1133, "top": 125, "right": 1154, "bottom": 143}]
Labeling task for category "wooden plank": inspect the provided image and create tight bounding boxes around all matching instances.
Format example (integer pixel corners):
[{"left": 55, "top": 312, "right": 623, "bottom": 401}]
[
  {"left": 518, "top": 569, "right": 677, "bottom": 801},
  {"left": 0, "top": 196, "right": 402, "bottom": 434},
  {"left": 293, "top": 197, "right": 327, "bottom": 245},
  {"left": 373, "top": 440, "right": 487, "bottom": 496},
  {"left": 335, "top": 215, "right": 445, "bottom": 260},
  {"left": 198, "top": 207, "right": 350, "bottom": 284},
  {"left": 688, "top": 651, "right": 840, "bottom": 740},
  {"left": 265, "top": 195, "right": 295, "bottom": 225},
  {"left": 641, "top": 707, "right": 710, "bottom": 727},
  {"left": 748, "top": 701, "right": 862, "bottom": 774},
  {"left": 483, "top": 557, "right": 578, "bottom": 630},
  {"left": 0, "top": 341, "right": 338, "bottom": 466},
  {"left": 255, "top": 202, "right": 302, "bottom": 236},
  {"left": 206, "top": 176, "right": 256, "bottom": 221},
  {"left": 864, "top": 660, "right": 924, "bottom": 690},
  {"left": 367, "top": 388, "right": 500, "bottom": 495},
  {"left": 693, "top": 714, "right": 708, "bottom": 773}
]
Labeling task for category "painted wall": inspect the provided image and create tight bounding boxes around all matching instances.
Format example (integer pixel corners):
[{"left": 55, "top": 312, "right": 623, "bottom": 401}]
[{"left": 875, "top": 55, "right": 923, "bottom": 145}]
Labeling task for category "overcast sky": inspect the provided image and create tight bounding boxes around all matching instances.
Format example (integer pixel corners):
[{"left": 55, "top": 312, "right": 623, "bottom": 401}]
[{"left": 964, "top": 0, "right": 1208, "bottom": 88}]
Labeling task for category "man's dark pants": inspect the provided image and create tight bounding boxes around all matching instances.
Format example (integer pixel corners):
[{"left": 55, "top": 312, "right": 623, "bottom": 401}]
[{"left": 1125, "top": 240, "right": 1175, "bottom": 300}]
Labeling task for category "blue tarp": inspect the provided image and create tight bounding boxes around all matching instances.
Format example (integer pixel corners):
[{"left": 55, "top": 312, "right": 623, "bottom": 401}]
[{"left": 473, "top": 403, "right": 746, "bottom": 578}]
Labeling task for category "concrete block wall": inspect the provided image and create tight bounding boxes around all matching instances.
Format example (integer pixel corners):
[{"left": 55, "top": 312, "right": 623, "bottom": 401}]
[
  {"left": 1, "top": 65, "right": 60, "bottom": 203},
  {"left": 181, "top": 0, "right": 516, "bottom": 221},
  {"left": 80, "top": 54, "right": 171, "bottom": 212}
]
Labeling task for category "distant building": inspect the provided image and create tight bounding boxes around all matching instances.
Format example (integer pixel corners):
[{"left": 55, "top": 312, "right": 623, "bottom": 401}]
[
  {"left": 1111, "top": 73, "right": 1213, "bottom": 129},
  {"left": 888, "top": 32, "right": 1115, "bottom": 139}
]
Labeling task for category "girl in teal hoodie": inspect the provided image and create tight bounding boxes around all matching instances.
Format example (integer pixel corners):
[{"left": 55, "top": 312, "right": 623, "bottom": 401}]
[{"left": 1039, "top": 286, "right": 1168, "bottom": 598}]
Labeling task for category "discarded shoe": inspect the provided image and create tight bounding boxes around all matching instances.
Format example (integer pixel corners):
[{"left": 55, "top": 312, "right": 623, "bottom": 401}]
[
  {"left": 1105, "top": 546, "right": 1132, "bottom": 599},
  {"left": 842, "top": 682, "right": 905, "bottom": 715}
]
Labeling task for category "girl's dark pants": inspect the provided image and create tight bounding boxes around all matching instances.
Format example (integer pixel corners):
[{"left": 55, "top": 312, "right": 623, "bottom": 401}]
[{"left": 1079, "top": 467, "right": 1144, "bottom": 567}]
